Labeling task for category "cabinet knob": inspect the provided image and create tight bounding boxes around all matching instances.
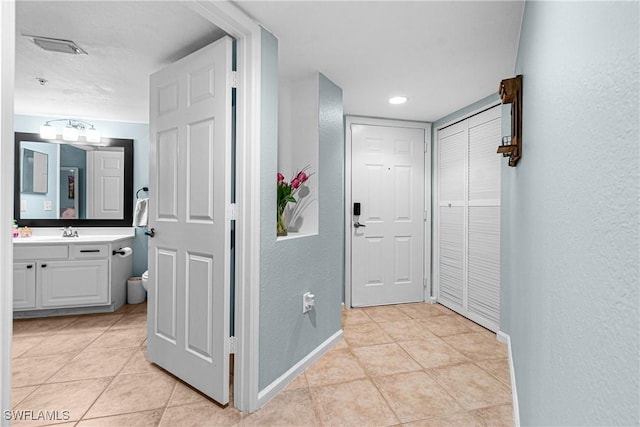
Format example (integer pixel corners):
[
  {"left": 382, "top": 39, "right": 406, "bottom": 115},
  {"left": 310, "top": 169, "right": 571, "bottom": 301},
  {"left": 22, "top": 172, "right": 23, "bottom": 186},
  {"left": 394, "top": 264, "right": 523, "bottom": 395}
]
[
  {"left": 41, "top": 264, "right": 47, "bottom": 268},
  {"left": 26, "top": 264, "right": 33, "bottom": 269}
]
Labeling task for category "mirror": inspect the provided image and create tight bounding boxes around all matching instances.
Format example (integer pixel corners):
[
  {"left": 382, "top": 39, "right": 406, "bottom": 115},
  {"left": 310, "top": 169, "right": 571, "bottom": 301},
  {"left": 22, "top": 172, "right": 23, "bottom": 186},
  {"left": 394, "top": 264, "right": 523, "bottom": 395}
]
[
  {"left": 15, "top": 132, "right": 134, "bottom": 227},
  {"left": 21, "top": 148, "right": 49, "bottom": 194}
]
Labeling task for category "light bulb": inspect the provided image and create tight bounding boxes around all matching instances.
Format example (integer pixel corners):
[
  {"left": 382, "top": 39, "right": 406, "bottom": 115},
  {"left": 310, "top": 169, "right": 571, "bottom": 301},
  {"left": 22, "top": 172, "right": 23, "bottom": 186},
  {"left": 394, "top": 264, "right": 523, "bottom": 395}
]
[
  {"left": 86, "top": 126, "right": 101, "bottom": 143},
  {"left": 62, "top": 125, "right": 79, "bottom": 141},
  {"left": 39, "top": 123, "right": 57, "bottom": 139},
  {"left": 389, "top": 96, "right": 408, "bottom": 105}
]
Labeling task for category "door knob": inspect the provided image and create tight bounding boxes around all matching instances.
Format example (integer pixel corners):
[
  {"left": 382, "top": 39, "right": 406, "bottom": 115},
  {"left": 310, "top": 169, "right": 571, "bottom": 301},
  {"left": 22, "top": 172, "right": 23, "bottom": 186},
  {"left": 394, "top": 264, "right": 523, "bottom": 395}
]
[{"left": 354, "top": 222, "right": 366, "bottom": 229}]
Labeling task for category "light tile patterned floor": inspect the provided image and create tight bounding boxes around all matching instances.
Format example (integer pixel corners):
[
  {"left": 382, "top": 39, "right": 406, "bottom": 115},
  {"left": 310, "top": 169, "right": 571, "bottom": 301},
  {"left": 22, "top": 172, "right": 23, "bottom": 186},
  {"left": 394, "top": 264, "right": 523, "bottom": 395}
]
[{"left": 10, "top": 302, "right": 513, "bottom": 426}]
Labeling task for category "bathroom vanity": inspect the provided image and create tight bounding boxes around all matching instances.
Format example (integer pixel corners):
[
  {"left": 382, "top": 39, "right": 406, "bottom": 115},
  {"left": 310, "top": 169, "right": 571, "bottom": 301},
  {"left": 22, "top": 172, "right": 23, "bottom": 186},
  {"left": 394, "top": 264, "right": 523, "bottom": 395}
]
[{"left": 13, "top": 228, "right": 134, "bottom": 318}]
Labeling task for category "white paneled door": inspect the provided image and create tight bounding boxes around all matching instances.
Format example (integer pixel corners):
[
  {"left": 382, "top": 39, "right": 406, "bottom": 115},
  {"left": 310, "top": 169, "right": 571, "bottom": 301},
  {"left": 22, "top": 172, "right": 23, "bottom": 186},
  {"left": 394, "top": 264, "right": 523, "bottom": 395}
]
[
  {"left": 86, "top": 150, "right": 125, "bottom": 219},
  {"left": 437, "top": 105, "right": 501, "bottom": 332},
  {"left": 147, "top": 36, "right": 233, "bottom": 405},
  {"left": 351, "top": 124, "right": 426, "bottom": 307}
]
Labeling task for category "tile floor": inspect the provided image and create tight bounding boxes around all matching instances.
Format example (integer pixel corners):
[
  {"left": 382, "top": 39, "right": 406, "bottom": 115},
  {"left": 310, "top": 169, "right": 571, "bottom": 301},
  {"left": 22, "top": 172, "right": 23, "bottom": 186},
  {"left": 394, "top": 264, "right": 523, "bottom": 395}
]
[{"left": 11, "top": 302, "right": 513, "bottom": 426}]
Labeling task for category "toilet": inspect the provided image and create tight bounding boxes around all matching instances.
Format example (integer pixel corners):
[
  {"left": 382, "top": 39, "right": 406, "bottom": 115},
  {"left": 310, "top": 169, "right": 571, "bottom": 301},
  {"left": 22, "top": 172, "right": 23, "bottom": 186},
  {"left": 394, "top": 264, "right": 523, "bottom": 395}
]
[{"left": 141, "top": 270, "right": 149, "bottom": 292}]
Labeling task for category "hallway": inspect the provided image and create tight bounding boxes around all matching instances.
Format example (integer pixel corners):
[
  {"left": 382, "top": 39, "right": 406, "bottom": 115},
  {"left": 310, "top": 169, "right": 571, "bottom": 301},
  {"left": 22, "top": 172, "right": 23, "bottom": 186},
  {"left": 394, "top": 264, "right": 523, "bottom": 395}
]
[{"left": 10, "top": 302, "right": 513, "bottom": 426}]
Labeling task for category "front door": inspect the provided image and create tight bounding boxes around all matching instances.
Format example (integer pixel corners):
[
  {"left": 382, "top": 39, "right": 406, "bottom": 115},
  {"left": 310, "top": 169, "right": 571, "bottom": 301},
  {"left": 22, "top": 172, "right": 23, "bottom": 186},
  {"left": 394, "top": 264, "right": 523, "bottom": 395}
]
[
  {"left": 147, "top": 36, "right": 233, "bottom": 405},
  {"left": 350, "top": 124, "right": 426, "bottom": 307}
]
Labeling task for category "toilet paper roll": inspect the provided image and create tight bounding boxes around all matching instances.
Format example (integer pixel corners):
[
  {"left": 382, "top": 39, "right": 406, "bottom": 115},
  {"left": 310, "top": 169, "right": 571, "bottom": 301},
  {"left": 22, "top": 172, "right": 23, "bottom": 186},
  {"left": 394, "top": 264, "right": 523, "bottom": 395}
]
[{"left": 115, "top": 247, "right": 133, "bottom": 258}]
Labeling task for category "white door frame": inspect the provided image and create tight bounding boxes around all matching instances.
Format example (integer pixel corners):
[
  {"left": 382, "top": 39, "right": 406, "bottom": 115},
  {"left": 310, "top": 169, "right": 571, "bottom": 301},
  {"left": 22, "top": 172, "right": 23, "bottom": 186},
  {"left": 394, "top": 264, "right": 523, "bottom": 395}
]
[
  {"left": 344, "top": 116, "right": 431, "bottom": 309},
  {"left": 0, "top": 0, "right": 264, "bottom": 415},
  {"left": 432, "top": 101, "right": 500, "bottom": 306},
  {"left": 0, "top": 1, "right": 15, "bottom": 422}
]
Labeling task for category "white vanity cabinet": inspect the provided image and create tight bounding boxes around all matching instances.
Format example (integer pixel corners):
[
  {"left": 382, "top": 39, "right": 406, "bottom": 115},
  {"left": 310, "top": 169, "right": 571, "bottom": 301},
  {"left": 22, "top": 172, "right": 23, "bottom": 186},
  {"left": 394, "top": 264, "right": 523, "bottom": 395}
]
[
  {"left": 40, "top": 258, "right": 109, "bottom": 308},
  {"left": 13, "top": 262, "right": 36, "bottom": 309},
  {"left": 13, "top": 231, "right": 134, "bottom": 316}
]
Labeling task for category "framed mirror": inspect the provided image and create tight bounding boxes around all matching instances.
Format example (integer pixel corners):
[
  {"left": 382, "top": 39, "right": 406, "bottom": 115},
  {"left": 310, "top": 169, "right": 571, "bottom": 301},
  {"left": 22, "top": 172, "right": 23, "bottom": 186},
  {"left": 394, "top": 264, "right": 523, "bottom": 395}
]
[{"left": 14, "top": 132, "right": 134, "bottom": 227}]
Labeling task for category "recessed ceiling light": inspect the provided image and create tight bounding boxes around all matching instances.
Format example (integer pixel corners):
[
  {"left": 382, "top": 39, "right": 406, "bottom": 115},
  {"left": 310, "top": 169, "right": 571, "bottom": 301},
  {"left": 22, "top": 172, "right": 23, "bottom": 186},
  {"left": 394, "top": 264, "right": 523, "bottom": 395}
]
[{"left": 389, "top": 96, "right": 408, "bottom": 105}]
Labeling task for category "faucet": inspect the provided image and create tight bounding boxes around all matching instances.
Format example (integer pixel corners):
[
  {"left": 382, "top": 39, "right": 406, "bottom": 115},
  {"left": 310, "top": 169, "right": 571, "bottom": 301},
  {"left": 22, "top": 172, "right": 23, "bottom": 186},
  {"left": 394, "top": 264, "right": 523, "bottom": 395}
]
[{"left": 62, "top": 226, "right": 78, "bottom": 238}]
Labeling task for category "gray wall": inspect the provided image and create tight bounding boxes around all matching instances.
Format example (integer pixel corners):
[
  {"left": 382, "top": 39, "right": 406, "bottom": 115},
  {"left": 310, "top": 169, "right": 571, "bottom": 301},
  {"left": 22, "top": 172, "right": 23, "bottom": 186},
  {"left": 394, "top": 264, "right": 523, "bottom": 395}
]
[
  {"left": 259, "top": 28, "right": 344, "bottom": 390},
  {"left": 15, "top": 115, "right": 149, "bottom": 276},
  {"left": 501, "top": 2, "right": 639, "bottom": 425}
]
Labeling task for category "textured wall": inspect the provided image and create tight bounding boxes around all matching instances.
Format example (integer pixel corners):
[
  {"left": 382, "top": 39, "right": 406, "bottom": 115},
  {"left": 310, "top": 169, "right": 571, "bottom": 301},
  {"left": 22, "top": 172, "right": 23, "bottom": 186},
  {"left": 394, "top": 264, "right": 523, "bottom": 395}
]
[
  {"left": 14, "top": 115, "right": 149, "bottom": 276},
  {"left": 259, "top": 28, "right": 344, "bottom": 391},
  {"left": 501, "top": 2, "right": 639, "bottom": 425}
]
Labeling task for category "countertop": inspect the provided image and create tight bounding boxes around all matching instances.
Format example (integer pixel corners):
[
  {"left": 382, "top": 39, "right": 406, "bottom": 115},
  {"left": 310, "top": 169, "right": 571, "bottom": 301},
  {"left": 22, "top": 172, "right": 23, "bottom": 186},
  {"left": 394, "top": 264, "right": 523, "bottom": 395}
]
[{"left": 13, "top": 227, "right": 135, "bottom": 245}]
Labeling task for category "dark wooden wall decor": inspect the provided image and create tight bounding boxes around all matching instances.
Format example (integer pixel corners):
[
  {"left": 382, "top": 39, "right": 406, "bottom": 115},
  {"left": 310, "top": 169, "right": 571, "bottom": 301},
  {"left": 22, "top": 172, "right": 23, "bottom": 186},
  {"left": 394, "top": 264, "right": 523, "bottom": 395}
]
[{"left": 497, "top": 75, "right": 522, "bottom": 167}]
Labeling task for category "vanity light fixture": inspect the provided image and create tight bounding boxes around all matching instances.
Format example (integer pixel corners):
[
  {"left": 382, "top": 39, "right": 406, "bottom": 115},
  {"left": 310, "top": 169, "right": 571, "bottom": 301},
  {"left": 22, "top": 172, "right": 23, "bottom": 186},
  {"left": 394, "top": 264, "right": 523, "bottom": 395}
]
[
  {"left": 389, "top": 96, "right": 408, "bottom": 105},
  {"left": 39, "top": 119, "right": 101, "bottom": 143}
]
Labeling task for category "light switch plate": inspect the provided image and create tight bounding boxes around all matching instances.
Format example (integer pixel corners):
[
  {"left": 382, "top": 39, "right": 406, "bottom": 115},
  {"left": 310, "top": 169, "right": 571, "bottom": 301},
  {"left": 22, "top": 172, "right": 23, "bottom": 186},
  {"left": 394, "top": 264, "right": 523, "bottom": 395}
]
[{"left": 44, "top": 200, "right": 52, "bottom": 211}]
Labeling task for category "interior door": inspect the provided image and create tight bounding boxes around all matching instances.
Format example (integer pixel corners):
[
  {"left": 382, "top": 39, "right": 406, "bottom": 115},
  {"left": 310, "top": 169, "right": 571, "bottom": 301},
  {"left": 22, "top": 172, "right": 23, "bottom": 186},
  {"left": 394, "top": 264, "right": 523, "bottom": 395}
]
[
  {"left": 351, "top": 124, "right": 425, "bottom": 307},
  {"left": 147, "top": 36, "right": 233, "bottom": 404},
  {"left": 86, "top": 150, "right": 125, "bottom": 219}
]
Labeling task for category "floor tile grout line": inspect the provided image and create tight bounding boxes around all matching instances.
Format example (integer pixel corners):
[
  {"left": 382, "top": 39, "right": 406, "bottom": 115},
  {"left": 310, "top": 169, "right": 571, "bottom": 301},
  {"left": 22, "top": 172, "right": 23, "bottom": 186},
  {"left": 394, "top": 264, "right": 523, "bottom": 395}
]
[
  {"left": 363, "top": 315, "right": 476, "bottom": 425},
  {"left": 424, "top": 362, "right": 513, "bottom": 413},
  {"left": 75, "top": 334, "right": 147, "bottom": 422},
  {"left": 305, "top": 375, "right": 330, "bottom": 427},
  {"left": 423, "top": 365, "right": 476, "bottom": 414},
  {"left": 155, "top": 381, "right": 178, "bottom": 427},
  {"left": 471, "top": 358, "right": 513, "bottom": 389},
  {"left": 14, "top": 303, "right": 512, "bottom": 426},
  {"left": 9, "top": 383, "right": 42, "bottom": 411}
]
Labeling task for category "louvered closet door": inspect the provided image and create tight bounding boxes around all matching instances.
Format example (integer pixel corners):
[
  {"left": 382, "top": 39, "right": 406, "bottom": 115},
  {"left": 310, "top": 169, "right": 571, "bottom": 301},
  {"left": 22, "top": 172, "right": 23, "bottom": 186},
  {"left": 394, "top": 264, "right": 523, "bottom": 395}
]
[
  {"left": 437, "top": 121, "right": 467, "bottom": 313},
  {"left": 437, "top": 105, "right": 501, "bottom": 332},
  {"left": 467, "top": 107, "right": 501, "bottom": 330}
]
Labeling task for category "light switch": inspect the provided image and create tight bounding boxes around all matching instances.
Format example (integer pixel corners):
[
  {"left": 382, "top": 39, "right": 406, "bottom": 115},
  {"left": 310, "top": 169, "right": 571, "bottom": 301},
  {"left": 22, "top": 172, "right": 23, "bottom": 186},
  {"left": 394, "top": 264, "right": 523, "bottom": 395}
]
[
  {"left": 20, "top": 199, "right": 27, "bottom": 211},
  {"left": 44, "top": 200, "right": 52, "bottom": 211}
]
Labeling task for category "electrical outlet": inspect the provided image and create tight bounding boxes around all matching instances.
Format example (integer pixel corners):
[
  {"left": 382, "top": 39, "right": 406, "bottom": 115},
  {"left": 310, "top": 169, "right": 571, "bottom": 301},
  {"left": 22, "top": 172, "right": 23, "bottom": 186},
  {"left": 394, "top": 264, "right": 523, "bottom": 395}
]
[{"left": 303, "top": 292, "right": 315, "bottom": 314}]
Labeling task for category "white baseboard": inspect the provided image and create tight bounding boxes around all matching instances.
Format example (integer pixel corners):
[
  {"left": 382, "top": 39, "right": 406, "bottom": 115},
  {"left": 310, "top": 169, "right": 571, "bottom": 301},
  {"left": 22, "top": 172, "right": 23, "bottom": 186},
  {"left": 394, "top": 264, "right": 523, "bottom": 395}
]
[
  {"left": 498, "top": 331, "right": 520, "bottom": 427},
  {"left": 257, "top": 329, "right": 343, "bottom": 408}
]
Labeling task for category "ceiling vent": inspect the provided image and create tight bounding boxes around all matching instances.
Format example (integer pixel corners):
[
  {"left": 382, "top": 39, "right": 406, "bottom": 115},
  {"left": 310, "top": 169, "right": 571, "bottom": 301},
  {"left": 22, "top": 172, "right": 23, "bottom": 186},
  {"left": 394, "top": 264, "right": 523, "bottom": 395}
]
[{"left": 23, "top": 35, "right": 88, "bottom": 55}]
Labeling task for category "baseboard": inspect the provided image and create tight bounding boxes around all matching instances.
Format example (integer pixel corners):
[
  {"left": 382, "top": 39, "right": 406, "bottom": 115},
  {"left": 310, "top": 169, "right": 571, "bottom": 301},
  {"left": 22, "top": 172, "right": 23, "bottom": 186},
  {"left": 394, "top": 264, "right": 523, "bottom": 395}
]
[
  {"left": 428, "top": 296, "right": 437, "bottom": 304},
  {"left": 257, "top": 329, "right": 343, "bottom": 408},
  {"left": 498, "top": 331, "right": 520, "bottom": 427}
]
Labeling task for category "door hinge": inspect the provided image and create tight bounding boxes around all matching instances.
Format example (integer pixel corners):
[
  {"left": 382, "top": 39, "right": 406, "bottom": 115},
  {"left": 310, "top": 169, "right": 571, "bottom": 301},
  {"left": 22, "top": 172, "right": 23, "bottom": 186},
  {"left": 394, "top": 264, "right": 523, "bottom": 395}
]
[
  {"left": 226, "top": 203, "right": 237, "bottom": 221},
  {"left": 231, "top": 71, "right": 238, "bottom": 89},
  {"left": 228, "top": 336, "right": 238, "bottom": 354},
  {"left": 424, "top": 141, "right": 428, "bottom": 153}
]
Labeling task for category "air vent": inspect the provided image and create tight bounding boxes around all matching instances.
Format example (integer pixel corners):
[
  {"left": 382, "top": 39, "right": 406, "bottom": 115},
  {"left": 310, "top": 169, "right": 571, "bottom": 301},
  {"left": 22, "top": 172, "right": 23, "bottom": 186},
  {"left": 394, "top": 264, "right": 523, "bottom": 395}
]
[{"left": 23, "top": 35, "right": 88, "bottom": 55}]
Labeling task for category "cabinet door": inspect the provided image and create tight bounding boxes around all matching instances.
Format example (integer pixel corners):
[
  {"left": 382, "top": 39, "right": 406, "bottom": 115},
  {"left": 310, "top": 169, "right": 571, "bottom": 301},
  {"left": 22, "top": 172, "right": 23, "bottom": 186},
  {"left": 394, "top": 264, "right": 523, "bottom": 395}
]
[
  {"left": 40, "top": 260, "right": 109, "bottom": 308},
  {"left": 13, "top": 262, "right": 36, "bottom": 310}
]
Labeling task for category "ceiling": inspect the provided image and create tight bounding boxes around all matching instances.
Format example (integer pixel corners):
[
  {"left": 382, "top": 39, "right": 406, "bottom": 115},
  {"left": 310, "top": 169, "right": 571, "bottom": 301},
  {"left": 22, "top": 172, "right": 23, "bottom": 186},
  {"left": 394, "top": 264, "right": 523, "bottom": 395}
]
[
  {"left": 15, "top": 1, "right": 226, "bottom": 123},
  {"left": 238, "top": 1, "right": 524, "bottom": 122},
  {"left": 15, "top": 1, "right": 524, "bottom": 124}
]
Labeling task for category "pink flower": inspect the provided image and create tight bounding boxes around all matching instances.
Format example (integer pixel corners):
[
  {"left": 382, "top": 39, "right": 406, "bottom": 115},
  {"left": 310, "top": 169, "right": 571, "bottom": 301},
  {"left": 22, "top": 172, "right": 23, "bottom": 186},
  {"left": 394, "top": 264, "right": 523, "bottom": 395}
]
[
  {"left": 296, "top": 172, "right": 308, "bottom": 183},
  {"left": 291, "top": 178, "right": 301, "bottom": 189},
  {"left": 277, "top": 172, "right": 285, "bottom": 184}
]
